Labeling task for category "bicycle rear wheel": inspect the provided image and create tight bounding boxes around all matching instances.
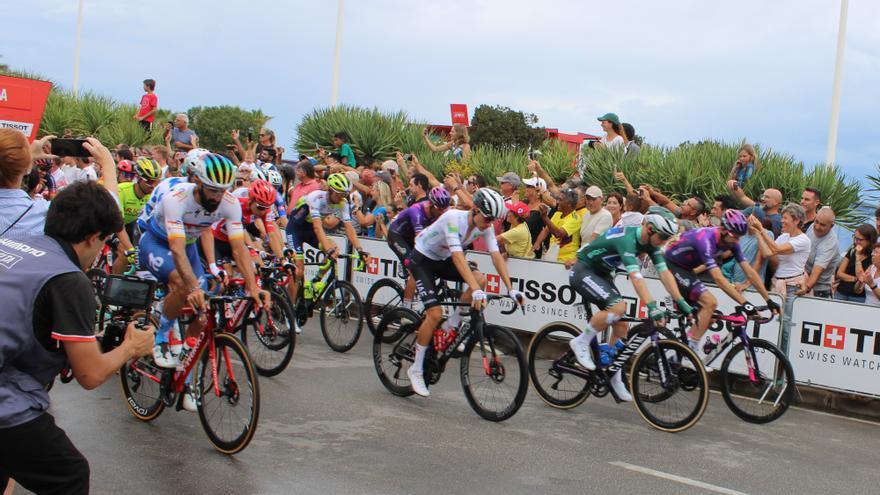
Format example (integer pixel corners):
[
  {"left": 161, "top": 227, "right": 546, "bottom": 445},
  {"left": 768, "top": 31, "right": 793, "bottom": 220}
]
[
  {"left": 630, "top": 340, "right": 708, "bottom": 433},
  {"left": 119, "top": 357, "right": 166, "bottom": 422},
  {"left": 720, "top": 339, "right": 795, "bottom": 424},
  {"left": 364, "top": 278, "right": 404, "bottom": 339},
  {"left": 197, "top": 333, "right": 260, "bottom": 454},
  {"left": 461, "top": 324, "right": 528, "bottom": 422},
  {"left": 373, "top": 307, "right": 421, "bottom": 397},
  {"left": 319, "top": 280, "right": 364, "bottom": 353},
  {"left": 241, "top": 290, "right": 296, "bottom": 377},
  {"left": 527, "top": 323, "right": 591, "bottom": 409}
]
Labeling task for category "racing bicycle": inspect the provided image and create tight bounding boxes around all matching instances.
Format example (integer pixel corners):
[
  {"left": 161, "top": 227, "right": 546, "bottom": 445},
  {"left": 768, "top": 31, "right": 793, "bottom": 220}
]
[{"left": 373, "top": 294, "right": 529, "bottom": 422}]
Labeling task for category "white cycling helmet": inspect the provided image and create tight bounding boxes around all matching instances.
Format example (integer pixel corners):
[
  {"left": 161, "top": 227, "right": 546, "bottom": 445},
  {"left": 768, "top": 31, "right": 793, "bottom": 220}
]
[
  {"left": 249, "top": 167, "right": 267, "bottom": 182},
  {"left": 644, "top": 205, "right": 679, "bottom": 237},
  {"left": 181, "top": 148, "right": 209, "bottom": 176},
  {"left": 472, "top": 187, "right": 506, "bottom": 220},
  {"left": 265, "top": 168, "right": 283, "bottom": 188}
]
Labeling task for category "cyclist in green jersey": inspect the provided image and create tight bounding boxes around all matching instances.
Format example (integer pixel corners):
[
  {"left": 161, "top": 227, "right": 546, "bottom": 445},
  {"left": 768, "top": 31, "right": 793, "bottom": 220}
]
[
  {"left": 568, "top": 206, "right": 694, "bottom": 401},
  {"left": 112, "top": 158, "right": 161, "bottom": 274}
]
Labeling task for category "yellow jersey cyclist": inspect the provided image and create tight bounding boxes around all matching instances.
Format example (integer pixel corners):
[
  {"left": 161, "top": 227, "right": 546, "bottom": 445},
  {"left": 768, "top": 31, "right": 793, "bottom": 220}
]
[
  {"left": 112, "top": 158, "right": 161, "bottom": 274},
  {"left": 284, "top": 173, "right": 367, "bottom": 334},
  {"left": 406, "top": 188, "right": 526, "bottom": 397},
  {"left": 138, "top": 151, "right": 270, "bottom": 412},
  {"left": 567, "top": 206, "right": 693, "bottom": 402}
]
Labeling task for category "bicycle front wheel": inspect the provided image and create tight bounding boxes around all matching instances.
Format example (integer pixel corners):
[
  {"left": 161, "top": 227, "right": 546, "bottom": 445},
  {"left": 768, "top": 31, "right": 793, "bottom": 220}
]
[
  {"left": 365, "top": 278, "right": 405, "bottom": 339},
  {"left": 319, "top": 280, "right": 364, "bottom": 353},
  {"left": 373, "top": 307, "right": 421, "bottom": 397},
  {"left": 630, "top": 339, "right": 708, "bottom": 433},
  {"left": 720, "top": 339, "right": 795, "bottom": 424},
  {"left": 197, "top": 333, "right": 260, "bottom": 455},
  {"left": 119, "top": 357, "right": 166, "bottom": 422},
  {"left": 241, "top": 290, "right": 296, "bottom": 377},
  {"left": 527, "top": 323, "right": 591, "bottom": 409},
  {"left": 461, "top": 324, "right": 529, "bottom": 422}
]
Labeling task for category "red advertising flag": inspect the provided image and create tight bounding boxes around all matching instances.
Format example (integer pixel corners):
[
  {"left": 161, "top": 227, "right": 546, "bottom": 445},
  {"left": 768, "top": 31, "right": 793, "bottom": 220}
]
[
  {"left": 0, "top": 75, "right": 52, "bottom": 143},
  {"left": 450, "top": 103, "right": 469, "bottom": 126}
]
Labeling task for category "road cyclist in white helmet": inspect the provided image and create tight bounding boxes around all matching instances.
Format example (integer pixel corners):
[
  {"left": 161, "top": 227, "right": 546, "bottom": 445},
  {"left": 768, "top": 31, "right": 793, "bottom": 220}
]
[
  {"left": 566, "top": 206, "right": 694, "bottom": 401},
  {"left": 406, "top": 187, "right": 527, "bottom": 397},
  {"left": 137, "top": 150, "right": 270, "bottom": 410}
]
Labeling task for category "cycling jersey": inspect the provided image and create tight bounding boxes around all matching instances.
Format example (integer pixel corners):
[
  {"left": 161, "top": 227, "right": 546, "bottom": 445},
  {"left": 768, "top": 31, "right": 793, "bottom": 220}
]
[
  {"left": 137, "top": 176, "right": 187, "bottom": 231},
  {"left": 575, "top": 225, "right": 668, "bottom": 276},
  {"left": 664, "top": 226, "right": 745, "bottom": 271},
  {"left": 290, "top": 190, "right": 352, "bottom": 225},
  {"left": 142, "top": 182, "right": 243, "bottom": 244},
  {"left": 388, "top": 202, "right": 432, "bottom": 243},
  {"left": 413, "top": 209, "right": 498, "bottom": 261},
  {"left": 117, "top": 181, "right": 149, "bottom": 225},
  {"left": 212, "top": 197, "right": 276, "bottom": 242}
]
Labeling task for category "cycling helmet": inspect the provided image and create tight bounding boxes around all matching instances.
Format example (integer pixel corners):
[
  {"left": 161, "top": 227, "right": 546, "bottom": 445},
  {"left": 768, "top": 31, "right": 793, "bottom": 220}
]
[
  {"left": 644, "top": 206, "right": 679, "bottom": 237},
  {"left": 472, "top": 188, "right": 506, "bottom": 220},
  {"left": 248, "top": 179, "right": 277, "bottom": 207},
  {"left": 193, "top": 153, "right": 236, "bottom": 189},
  {"left": 428, "top": 186, "right": 451, "bottom": 208},
  {"left": 249, "top": 167, "right": 267, "bottom": 182},
  {"left": 720, "top": 209, "right": 748, "bottom": 236},
  {"left": 181, "top": 148, "right": 209, "bottom": 176},
  {"left": 265, "top": 167, "right": 283, "bottom": 188},
  {"left": 134, "top": 157, "right": 162, "bottom": 180},
  {"left": 326, "top": 173, "right": 352, "bottom": 194},
  {"left": 116, "top": 159, "right": 133, "bottom": 173}
]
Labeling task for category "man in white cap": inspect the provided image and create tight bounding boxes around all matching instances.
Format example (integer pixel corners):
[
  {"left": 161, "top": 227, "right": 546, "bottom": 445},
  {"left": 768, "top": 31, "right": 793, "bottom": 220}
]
[
  {"left": 580, "top": 185, "right": 613, "bottom": 247},
  {"left": 496, "top": 172, "right": 521, "bottom": 203}
]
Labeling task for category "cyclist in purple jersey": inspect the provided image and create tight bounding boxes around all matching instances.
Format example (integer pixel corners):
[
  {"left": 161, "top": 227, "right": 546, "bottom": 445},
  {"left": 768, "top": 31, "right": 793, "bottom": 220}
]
[
  {"left": 665, "top": 210, "right": 780, "bottom": 351},
  {"left": 387, "top": 187, "right": 451, "bottom": 308}
]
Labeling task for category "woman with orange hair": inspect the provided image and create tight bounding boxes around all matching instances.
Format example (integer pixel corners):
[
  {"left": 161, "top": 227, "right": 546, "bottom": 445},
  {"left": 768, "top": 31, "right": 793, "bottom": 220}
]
[{"left": 0, "top": 129, "right": 53, "bottom": 237}]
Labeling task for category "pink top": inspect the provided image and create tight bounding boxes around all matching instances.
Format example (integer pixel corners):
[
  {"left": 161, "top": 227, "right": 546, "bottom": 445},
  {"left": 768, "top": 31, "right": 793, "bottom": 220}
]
[{"left": 289, "top": 179, "right": 322, "bottom": 209}]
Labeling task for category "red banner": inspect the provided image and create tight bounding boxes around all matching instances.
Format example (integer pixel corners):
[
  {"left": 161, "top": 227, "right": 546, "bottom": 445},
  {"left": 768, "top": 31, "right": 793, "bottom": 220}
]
[
  {"left": 0, "top": 75, "right": 52, "bottom": 142},
  {"left": 450, "top": 103, "right": 469, "bottom": 126}
]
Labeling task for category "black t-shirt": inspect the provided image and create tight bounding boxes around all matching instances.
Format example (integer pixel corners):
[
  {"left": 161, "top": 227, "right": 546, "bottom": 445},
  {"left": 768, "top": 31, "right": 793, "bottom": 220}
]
[
  {"left": 838, "top": 248, "right": 870, "bottom": 296},
  {"left": 32, "top": 240, "right": 97, "bottom": 352},
  {"left": 525, "top": 210, "right": 545, "bottom": 256}
]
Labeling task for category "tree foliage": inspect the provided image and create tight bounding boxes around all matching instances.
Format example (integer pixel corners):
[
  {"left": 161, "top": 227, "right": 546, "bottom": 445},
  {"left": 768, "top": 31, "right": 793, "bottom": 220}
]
[
  {"left": 187, "top": 106, "right": 270, "bottom": 152},
  {"left": 468, "top": 104, "right": 545, "bottom": 150}
]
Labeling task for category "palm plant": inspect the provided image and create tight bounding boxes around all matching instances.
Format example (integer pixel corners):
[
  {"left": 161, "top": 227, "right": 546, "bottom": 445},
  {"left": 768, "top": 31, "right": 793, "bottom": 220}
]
[{"left": 73, "top": 92, "right": 117, "bottom": 136}]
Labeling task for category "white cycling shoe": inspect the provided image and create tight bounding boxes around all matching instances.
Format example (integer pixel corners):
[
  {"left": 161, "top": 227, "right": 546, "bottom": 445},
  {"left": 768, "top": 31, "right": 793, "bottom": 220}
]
[
  {"left": 182, "top": 387, "right": 198, "bottom": 412},
  {"left": 611, "top": 370, "right": 632, "bottom": 402},
  {"left": 407, "top": 367, "right": 430, "bottom": 397},
  {"left": 569, "top": 334, "right": 596, "bottom": 370},
  {"left": 153, "top": 343, "right": 177, "bottom": 369}
]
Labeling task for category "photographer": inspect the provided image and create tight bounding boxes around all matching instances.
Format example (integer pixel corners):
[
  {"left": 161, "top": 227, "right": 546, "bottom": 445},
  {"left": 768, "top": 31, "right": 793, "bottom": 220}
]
[{"left": 0, "top": 181, "right": 155, "bottom": 494}]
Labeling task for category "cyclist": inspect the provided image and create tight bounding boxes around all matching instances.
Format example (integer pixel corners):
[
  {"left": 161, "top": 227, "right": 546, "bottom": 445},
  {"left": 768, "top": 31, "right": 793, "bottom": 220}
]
[
  {"left": 136, "top": 148, "right": 205, "bottom": 225},
  {"left": 284, "top": 173, "right": 367, "bottom": 333},
  {"left": 204, "top": 179, "right": 285, "bottom": 276},
  {"left": 568, "top": 206, "right": 693, "bottom": 401},
  {"left": 116, "top": 159, "right": 136, "bottom": 183},
  {"left": 406, "top": 188, "right": 526, "bottom": 397},
  {"left": 387, "top": 186, "right": 451, "bottom": 309},
  {"left": 138, "top": 151, "right": 269, "bottom": 410},
  {"left": 663, "top": 208, "right": 780, "bottom": 352},
  {"left": 113, "top": 158, "right": 162, "bottom": 274}
]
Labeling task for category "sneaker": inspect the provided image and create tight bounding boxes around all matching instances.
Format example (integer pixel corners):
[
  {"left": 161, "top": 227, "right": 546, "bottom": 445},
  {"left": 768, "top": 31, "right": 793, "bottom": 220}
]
[
  {"left": 569, "top": 334, "right": 596, "bottom": 370},
  {"left": 611, "top": 370, "right": 633, "bottom": 402},
  {"left": 152, "top": 343, "right": 177, "bottom": 368},
  {"left": 407, "top": 367, "right": 430, "bottom": 397},
  {"left": 182, "top": 387, "right": 198, "bottom": 412}
]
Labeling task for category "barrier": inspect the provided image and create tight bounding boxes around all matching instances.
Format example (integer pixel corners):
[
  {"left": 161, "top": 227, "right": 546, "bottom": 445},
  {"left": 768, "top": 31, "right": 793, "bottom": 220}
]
[
  {"left": 789, "top": 296, "right": 880, "bottom": 397},
  {"left": 300, "top": 234, "right": 349, "bottom": 280},
  {"left": 349, "top": 237, "right": 406, "bottom": 303}
]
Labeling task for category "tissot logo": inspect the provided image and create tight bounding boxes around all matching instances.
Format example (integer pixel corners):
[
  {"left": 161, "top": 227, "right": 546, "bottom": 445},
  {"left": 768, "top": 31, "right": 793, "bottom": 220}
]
[
  {"left": 486, "top": 274, "right": 501, "bottom": 294},
  {"left": 366, "top": 257, "right": 380, "bottom": 274},
  {"left": 505, "top": 276, "right": 577, "bottom": 304},
  {"left": 355, "top": 254, "right": 400, "bottom": 278},
  {"left": 801, "top": 321, "right": 880, "bottom": 355}
]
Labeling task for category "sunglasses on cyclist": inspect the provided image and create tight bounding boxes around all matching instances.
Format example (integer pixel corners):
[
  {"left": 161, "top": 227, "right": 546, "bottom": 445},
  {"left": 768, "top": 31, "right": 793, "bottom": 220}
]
[{"left": 255, "top": 204, "right": 271, "bottom": 211}]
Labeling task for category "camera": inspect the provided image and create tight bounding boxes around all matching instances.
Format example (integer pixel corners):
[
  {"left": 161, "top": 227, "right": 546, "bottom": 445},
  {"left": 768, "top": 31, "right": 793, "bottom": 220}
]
[{"left": 404, "top": 154, "right": 413, "bottom": 162}]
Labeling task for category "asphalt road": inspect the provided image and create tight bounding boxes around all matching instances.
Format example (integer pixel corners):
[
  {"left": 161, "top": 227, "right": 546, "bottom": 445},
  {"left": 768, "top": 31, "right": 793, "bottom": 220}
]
[{"left": 24, "top": 321, "right": 880, "bottom": 495}]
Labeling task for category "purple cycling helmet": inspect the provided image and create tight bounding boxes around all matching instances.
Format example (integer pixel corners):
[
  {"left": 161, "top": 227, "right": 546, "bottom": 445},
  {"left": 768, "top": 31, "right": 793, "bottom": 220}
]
[
  {"left": 428, "top": 186, "right": 452, "bottom": 208},
  {"left": 721, "top": 209, "right": 748, "bottom": 236}
]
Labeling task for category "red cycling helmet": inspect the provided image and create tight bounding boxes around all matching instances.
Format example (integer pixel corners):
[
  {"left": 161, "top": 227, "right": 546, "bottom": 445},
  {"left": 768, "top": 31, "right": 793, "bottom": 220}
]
[
  {"left": 117, "top": 160, "right": 134, "bottom": 173},
  {"left": 248, "top": 179, "right": 277, "bottom": 207}
]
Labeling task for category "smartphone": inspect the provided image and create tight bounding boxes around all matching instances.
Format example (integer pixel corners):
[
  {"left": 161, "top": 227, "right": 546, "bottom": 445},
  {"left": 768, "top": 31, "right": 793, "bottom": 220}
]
[{"left": 50, "top": 138, "right": 90, "bottom": 158}]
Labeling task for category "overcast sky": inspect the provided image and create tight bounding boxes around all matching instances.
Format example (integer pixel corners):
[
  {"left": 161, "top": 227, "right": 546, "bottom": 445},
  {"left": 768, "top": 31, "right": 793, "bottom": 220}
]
[{"left": 5, "top": 0, "right": 878, "bottom": 180}]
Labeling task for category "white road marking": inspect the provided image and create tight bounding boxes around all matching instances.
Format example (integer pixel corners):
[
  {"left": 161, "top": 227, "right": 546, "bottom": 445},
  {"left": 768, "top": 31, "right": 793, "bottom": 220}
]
[{"left": 609, "top": 461, "right": 749, "bottom": 495}]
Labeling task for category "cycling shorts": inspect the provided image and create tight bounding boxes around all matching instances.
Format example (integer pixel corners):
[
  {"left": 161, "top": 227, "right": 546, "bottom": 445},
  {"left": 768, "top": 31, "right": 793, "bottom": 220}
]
[
  {"left": 569, "top": 262, "right": 622, "bottom": 311},
  {"left": 386, "top": 229, "right": 413, "bottom": 277},
  {"left": 409, "top": 250, "right": 466, "bottom": 309},
  {"left": 667, "top": 262, "right": 708, "bottom": 304},
  {"left": 138, "top": 230, "right": 205, "bottom": 284},
  {"left": 285, "top": 221, "right": 319, "bottom": 259}
]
